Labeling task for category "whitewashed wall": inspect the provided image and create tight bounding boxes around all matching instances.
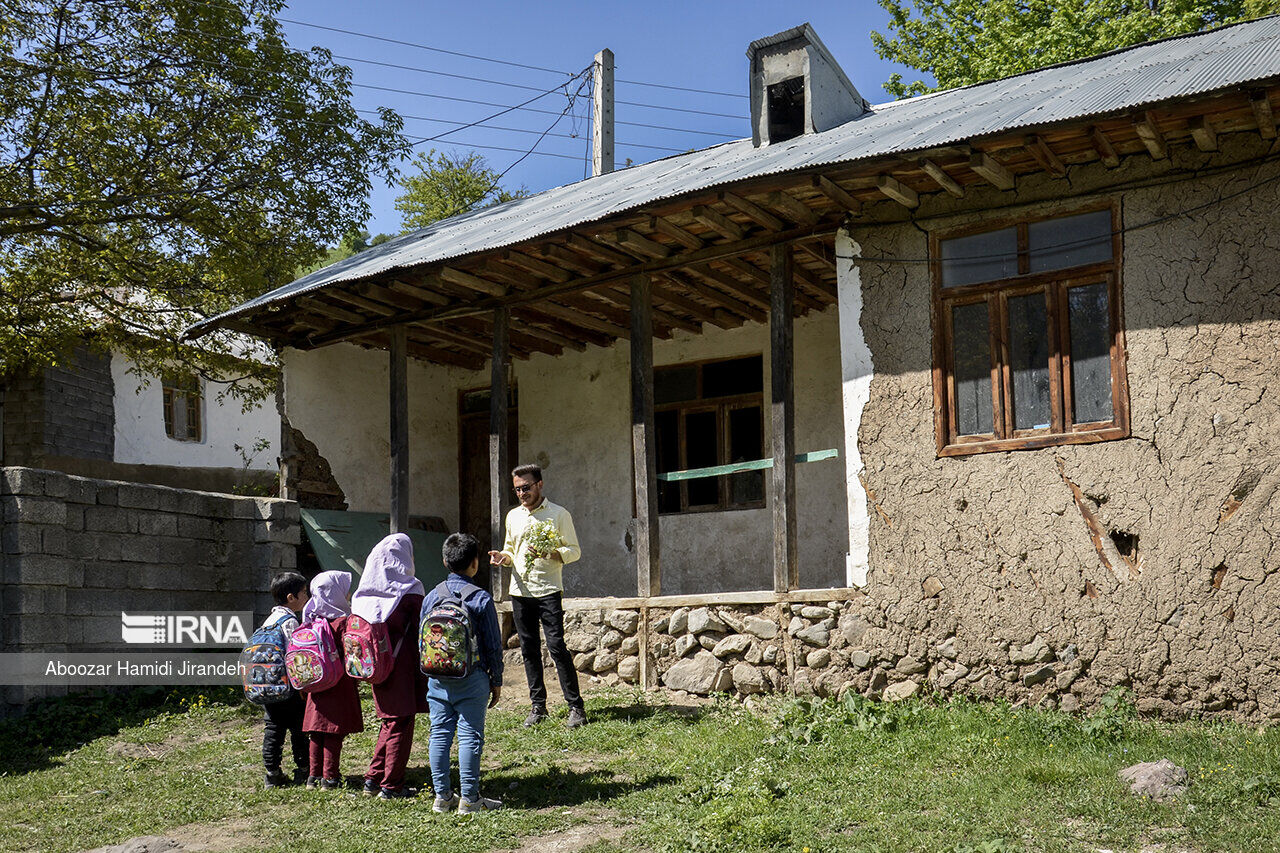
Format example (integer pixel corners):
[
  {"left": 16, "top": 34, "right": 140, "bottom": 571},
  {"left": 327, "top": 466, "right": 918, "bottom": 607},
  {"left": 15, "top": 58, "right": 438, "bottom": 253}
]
[
  {"left": 111, "top": 354, "right": 279, "bottom": 471},
  {"left": 283, "top": 305, "right": 847, "bottom": 597}
]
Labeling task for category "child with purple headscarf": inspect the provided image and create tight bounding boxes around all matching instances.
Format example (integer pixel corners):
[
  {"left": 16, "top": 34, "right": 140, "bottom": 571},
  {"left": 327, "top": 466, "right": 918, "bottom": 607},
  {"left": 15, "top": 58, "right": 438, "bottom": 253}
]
[
  {"left": 351, "top": 533, "right": 428, "bottom": 799},
  {"left": 301, "top": 570, "right": 362, "bottom": 789}
]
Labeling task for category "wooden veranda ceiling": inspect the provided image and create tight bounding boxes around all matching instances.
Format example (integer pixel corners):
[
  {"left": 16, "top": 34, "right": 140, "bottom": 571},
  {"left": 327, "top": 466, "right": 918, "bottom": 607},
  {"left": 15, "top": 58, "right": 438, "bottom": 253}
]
[{"left": 226, "top": 85, "right": 1279, "bottom": 371}]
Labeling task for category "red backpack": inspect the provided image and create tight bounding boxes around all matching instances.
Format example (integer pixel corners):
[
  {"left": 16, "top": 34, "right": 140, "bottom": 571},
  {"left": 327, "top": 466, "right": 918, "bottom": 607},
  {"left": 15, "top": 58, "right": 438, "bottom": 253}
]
[
  {"left": 342, "top": 615, "right": 400, "bottom": 684},
  {"left": 285, "top": 617, "right": 343, "bottom": 693}
]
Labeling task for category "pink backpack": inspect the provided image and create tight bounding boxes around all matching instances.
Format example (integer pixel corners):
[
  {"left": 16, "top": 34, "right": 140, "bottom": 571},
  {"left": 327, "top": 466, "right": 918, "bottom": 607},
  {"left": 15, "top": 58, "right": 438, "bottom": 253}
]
[
  {"left": 342, "top": 615, "right": 399, "bottom": 684},
  {"left": 285, "top": 618, "right": 343, "bottom": 693}
]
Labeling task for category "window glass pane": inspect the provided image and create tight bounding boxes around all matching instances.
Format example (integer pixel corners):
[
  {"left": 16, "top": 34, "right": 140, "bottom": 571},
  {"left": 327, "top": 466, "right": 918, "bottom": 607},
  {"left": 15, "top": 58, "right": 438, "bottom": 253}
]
[
  {"left": 186, "top": 393, "right": 201, "bottom": 442},
  {"left": 655, "top": 410, "right": 680, "bottom": 513},
  {"left": 163, "top": 389, "right": 175, "bottom": 438},
  {"left": 684, "top": 410, "right": 719, "bottom": 506},
  {"left": 702, "top": 356, "right": 763, "bottom": 399},
  {"left": 172, "top": 394, "right": 188, "bottom": 441},
  {"left": 952, "top": 302, "right": 994, "bottom": 435},
  {"left": 1029, "top": 210, "right": 1112, "bottom": 273},
  {"left": 1068, "top": 283, "right": 1114, "bottom": 424},
  {"left": 1008, "top": 292, "right": 1052, "bottom": 430},
  {"left": 727, "top": 406, "right": 764, "bottom": 505},
  {"left": 655, "top": 365, "right": 698, "bottom": 405},
  {"left": 940, "top": 227, "right": 1017, "bottom": 287}
]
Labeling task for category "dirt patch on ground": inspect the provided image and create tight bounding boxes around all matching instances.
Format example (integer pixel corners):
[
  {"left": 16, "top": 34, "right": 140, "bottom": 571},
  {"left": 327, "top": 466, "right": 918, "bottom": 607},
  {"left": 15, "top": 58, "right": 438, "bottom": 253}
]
[
  {"left": 508, "top": 824, "right": 626, "bottom": 853},
  {"left": 165, "top": 819, "right": 266, "bottom": 852},
  {"left": 105, "top": 720, "right": 246, "bottom": 763}
]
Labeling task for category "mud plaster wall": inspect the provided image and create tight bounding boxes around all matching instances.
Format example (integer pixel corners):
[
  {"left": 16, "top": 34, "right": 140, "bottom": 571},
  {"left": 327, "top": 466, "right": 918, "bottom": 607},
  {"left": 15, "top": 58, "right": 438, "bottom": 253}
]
[
  {"left": 283, "top": 310, "right": 846, "bottom": 598},
  {"left": 855, "top": 134, "right": 1280, "bottom": 720}
]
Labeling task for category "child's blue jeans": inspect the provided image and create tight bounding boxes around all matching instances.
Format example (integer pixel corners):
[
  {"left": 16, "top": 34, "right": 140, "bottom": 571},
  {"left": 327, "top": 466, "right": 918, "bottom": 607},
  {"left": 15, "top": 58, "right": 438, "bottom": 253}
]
[{"left": 426, "top": 669, "right": 490, "bottom": 801}]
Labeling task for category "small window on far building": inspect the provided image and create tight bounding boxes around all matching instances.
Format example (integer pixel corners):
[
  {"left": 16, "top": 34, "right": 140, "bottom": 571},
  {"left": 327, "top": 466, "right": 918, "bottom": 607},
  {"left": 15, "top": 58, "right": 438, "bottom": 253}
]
[
  {"left": 163, "top": 375, "right": 203, "bottom": 442},
  {"left": 654, "top": 355, "right": 765, "bottom": 514}
]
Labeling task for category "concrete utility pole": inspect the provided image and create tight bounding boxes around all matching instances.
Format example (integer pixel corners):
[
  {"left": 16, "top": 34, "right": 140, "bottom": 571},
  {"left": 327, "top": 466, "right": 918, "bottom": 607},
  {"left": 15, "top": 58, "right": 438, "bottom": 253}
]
[{"left": 592, "top": 48, "right": 614, "bottom": 176}]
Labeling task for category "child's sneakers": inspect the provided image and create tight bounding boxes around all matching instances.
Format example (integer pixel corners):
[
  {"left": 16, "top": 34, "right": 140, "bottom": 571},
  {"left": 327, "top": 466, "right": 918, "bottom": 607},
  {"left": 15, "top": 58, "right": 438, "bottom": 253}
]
[
  {"left": 377, "top": 786, "right": 417, "bottom": 800},
  {"left": 432, "top": 793, "right": 460, "bottom": 813},
  {"left": 263, "top": 768, "right": 289, "bottom": 788},
  {"left": 457, "top": 795, "right": 503, "bottom": 813},
  {"left": 320, "top": 777, "right": 342, "bottom": 790},
  {"left": 362, "top": 778, "right": 380, "bottom": 797},
  {"left": 305, "top": 776, "right": 321, "bottom": 789}
]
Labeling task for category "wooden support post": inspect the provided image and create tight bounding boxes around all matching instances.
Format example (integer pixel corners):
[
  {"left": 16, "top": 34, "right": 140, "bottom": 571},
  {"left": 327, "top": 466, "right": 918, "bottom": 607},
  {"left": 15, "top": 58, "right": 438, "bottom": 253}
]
[
  {"left": 770, "top": 246, "right": 798, "bottom": 593},
  {"left": 631, "top": 273, "right": 661, "bottom": 597},
  {"left": 490, "top": 307, "right": 511, "bottom": 601},
  {"left": 389, "top": 326, "right": 409, "bottom": 534}
]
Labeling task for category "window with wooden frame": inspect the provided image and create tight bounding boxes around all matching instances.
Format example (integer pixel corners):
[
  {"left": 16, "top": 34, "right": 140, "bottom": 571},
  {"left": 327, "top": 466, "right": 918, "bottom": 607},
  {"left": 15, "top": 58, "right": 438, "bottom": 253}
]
[
  {"left": 931, "top": 205, "right": 1129, "bottom": 456},
  {"left": 162, "top": 375, "right": 203, "bottom": 442},
  {"left": 654, "top": 355, "right": 765, "bottom": 514}
]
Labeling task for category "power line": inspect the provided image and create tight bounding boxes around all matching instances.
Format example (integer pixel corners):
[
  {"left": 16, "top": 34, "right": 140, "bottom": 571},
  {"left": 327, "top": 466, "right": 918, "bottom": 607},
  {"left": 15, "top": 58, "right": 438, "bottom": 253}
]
[
  {"left": 616, "top": 78, "right": 748, "bottom": 99},
  {"left": 359, "top": 109, "right": 685, "bottom": 153},
  {"left": 410, "top": 66, "right": 592, "bottom": 148}
]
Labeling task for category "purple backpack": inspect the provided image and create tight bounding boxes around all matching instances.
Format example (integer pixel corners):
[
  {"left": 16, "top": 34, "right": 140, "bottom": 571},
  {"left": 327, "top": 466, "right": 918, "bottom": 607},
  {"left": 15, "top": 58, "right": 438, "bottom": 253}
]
[{"left": 285, "top": 617, "right": 343, "bottom": 693}]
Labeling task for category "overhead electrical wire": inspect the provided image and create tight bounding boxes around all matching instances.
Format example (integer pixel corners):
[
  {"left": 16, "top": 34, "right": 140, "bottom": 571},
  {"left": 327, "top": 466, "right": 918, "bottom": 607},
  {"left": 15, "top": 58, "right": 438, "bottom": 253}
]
[{"left": 359, "top": 109, "right": 686, "bottom": 153}]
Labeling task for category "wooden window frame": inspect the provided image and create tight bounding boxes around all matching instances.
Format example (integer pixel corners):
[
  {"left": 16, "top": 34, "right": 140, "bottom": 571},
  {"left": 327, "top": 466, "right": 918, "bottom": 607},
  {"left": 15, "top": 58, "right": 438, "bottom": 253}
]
[
  {"left": 930, "top": 203, "right": 1130, "bottom": 457},
  {"left": 656, "top": 355, "right": 766, "bottom": 515},
  {"left": 162, "top": 376, "right": 203, "bottom": 443}
]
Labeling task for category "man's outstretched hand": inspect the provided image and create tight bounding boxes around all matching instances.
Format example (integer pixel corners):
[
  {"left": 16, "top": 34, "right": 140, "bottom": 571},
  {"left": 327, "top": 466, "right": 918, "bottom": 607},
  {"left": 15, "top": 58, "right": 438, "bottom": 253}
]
[{"left": 488, "top": 550, "right": 510, "bottom": 567}]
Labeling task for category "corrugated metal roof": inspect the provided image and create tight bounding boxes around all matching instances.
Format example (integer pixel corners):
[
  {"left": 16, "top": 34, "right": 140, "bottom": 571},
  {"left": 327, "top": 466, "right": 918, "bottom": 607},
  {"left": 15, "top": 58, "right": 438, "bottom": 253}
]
[{"left": 189, "top": 15, "right": 1280, "bottom": 337}]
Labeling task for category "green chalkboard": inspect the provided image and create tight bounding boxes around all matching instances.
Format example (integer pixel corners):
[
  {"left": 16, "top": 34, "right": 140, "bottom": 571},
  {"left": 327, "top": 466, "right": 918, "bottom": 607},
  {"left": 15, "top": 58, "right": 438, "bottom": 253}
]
[{"left": 299, "top": 508, "right": 448, "bottom": 589}]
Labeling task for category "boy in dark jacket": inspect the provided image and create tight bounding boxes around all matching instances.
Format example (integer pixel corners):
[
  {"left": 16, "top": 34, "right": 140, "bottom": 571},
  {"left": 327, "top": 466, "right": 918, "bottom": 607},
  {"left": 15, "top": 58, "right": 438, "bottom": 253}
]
[{"left": 261, "top": 571, "right": 309, "bottom": 788}]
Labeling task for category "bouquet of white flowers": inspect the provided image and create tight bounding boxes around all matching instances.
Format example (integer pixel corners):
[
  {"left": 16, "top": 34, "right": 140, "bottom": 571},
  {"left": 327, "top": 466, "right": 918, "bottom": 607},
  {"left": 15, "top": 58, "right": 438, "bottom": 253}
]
[{"left": 523, "top": 519, "right": 562, "bottom": 571}]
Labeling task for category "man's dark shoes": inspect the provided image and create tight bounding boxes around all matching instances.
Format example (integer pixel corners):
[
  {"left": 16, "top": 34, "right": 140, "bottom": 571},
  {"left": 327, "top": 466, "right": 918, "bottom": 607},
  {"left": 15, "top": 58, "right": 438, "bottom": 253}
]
[
  {"left": 523, "top": 707, "right": 548, "bottom": 727},
  {"left": 263, "top": 768, "right": 289, "bottom": 788},
  {"left": 566, "top": 707, "right": 588, "bottom": 729}
]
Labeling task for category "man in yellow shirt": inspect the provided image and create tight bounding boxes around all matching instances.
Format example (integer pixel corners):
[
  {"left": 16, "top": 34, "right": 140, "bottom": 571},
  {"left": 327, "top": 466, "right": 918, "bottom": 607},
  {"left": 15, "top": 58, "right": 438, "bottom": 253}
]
[{"left": 488, "top": 463, "right": 586, "bottom": 729}]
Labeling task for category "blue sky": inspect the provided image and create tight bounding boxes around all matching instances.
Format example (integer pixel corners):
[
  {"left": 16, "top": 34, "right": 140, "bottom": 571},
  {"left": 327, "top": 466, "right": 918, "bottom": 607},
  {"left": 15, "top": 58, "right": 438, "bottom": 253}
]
[{"left": 279, "top": 1, "right": 924, "bottom": 236}]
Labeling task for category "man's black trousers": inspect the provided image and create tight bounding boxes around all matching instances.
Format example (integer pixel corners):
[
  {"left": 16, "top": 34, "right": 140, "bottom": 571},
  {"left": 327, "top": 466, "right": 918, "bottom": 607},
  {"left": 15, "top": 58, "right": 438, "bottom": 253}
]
[{"left": 512, "top": 592, "right": 583, "bottom": 711}]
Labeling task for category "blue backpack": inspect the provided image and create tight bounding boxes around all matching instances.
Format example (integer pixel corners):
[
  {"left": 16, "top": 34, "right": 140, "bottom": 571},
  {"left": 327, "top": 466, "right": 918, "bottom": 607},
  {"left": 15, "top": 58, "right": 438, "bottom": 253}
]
[{"left": 240, "top": 613, "right": 294, "bottom": 705}]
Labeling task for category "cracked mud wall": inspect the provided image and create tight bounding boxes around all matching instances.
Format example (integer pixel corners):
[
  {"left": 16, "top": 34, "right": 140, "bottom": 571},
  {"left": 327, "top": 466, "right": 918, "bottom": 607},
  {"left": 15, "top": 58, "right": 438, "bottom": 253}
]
[{"left": 855, "top": 135, "right": 1280, "bottom": 720}]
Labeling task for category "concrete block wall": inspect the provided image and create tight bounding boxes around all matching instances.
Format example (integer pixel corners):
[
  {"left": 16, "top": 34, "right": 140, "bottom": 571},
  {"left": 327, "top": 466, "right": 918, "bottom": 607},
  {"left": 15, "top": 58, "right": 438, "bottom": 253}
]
[
  {"left": 42, "top": 347, "right": 114, "bottom": 461},
  {"left": 1, "top": 466, "right": 299, "bottom": 711}
]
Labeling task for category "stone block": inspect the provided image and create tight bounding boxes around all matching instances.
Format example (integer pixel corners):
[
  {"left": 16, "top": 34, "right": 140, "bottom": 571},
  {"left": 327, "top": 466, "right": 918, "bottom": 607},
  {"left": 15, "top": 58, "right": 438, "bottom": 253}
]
[
  {"left": 117, "top": 484, "right": 160, "bottom": 511},
  {"left": 742, "top": 615, "right": 779, "bottom": 640},
  {"left": 617, "top": 657, "right": 640, "bottom": 684},
  {"left": 896, "top": 655, "right": 928, "bottom": 675},
  {"left": 744, "top": 642, "right": 762, "bottom": 665},
  {"left": 154, "top": 487, "right": 183, "bottom": 513},
  {"left": 712, "top": 634, "right": 751, "bottom": 658},
  {"left": 800, "top": 605, "right": 830, "bottom": 619},
  {"left": 119, "top": 537, "right": 161, "bottom": 564},
  {"left": 593, "top": 651, "right": 618, "bottom": 672},
  {"left": 697, "top": 633, "right": 721, "bottom": 651},
  {"left": 40, "top": 525, "right": 67, "bottom": 556},
  {"left": 885, "top": 680, "right": 919, "bottom": 702},
  {"left": 137, "top": 513, "right": 178, "bottom": 537},
  {"left": 732, "top": 663, "right": 767, "bottom": 694},
  {"left": 84, "top": 505, "right": 131, "bottom": 534},
  {"left": 177, "top": 516, "right": 218, "bottom": 540},
  {"left": 3, "top": 554, "right": 72, "bottom": 585},
  {"left": 717, "top": 609, "right": 743, "bottom": 633},
  {"left": 4, "top": 497, "right": 66, "bottom": 526},
  {"left": 1, "top": 468, "right": 47, "bottom": 497},
  {"left": 573, "top": 651, "right": 595, "bottom": 672},
  {"left": 564, "top": 629, "right": 598, "bottom": 653},
  {"left": 807, "top": 648, "right": 832, "bottom": 668},
  {"left": 95, "top": 484, "right": 118, "bottom": 506},
  {"left": 795, "top": 624, "right": 831, "bottom": 647},
  {"left": 922, "top": 576, "right": 945, "bottom": 597},
  {"left": 2, "top": 523, "right": 44, "bottom": 555},
  {"left": 620, "top": 635, "right": 639, "bottom": 655},
  {"left": 41, "top": 471, "right": 70, "bottom": 499},
  {"left": 761, "top": 644, "right": 779, "bottom": 664},
  {"left": 606, "top": 609, "right": 639, "bottom": 634},
  {"left": 650, "top": 615, "right": 669, "bottom": 634},
  {"left": 667, "top": 607, "right": 689, "bottom": 635},
  {"left": 687, "top": 607, "right": 727, "bottom": 635},
  {"left": 233, "top": 499, "right": 258, "bottom": 519},
  {"left": 674, "top": 634, "right": 698, "bottom": 658},
  {"left": 272, "top": 547, "right": 298, "bottom": 570},
  {"left": 850, "top": 650, "right": 872, "bottom": 669},
  {"left": 1022, "top": 665, "right": 1055, "bottom": 687},
  {"left": 66, "top": 476, "right": 98, "bottom": 505}
]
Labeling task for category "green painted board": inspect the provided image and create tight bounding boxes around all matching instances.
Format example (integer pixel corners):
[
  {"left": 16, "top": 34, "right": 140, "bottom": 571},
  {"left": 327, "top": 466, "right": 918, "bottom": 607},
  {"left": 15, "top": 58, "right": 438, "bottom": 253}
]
[
  {"left": 656, "top": 448, "right": 840, "bottom": 482},
  {"left": 299, "top": 508, "right": 448, "bottom": 588}
]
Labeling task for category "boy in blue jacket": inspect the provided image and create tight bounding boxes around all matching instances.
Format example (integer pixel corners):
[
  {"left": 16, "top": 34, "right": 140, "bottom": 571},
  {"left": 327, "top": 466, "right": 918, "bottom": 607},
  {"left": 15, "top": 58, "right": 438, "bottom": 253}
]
[{"left": 424, "top": 532, "right": 505, "bottom": 813}]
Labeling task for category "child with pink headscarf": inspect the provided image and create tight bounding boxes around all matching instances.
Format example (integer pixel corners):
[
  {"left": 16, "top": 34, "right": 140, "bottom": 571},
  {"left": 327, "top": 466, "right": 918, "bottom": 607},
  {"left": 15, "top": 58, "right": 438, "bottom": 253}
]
[
  {"left": 351, "top": 533, "right": 428, "bottom": 799},
  {"left": 301, "top": 570, "right": 362, "bottom": 789}
]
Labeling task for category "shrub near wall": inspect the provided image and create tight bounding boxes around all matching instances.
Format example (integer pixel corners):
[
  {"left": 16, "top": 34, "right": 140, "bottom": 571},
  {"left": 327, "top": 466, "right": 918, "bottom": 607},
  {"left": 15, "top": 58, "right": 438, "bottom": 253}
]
[{"left": 1, "top": 466, "right": 299, "bottom": 713}]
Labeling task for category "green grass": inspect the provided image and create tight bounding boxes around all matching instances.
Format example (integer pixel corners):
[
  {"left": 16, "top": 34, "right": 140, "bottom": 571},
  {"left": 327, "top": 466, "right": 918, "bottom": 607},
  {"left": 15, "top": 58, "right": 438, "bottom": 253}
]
[{"left": 1, "top": 686, "right": 1278, "bottom": 852}]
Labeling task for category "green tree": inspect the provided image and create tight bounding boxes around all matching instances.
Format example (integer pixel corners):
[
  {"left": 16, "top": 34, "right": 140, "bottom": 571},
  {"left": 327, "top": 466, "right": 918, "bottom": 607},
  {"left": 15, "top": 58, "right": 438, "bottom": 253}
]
[
  {"left": 301, "top": 229, "right": 394, "bottom": 276},
  {"left": 395, "top": 149, "right": 526, "bottom": 231},
  {"left": 872, "top": 0, "right": 1280, "bottom": 98},
  {"left": 1, "top": 0, "right": 407, "bottom": 399}
]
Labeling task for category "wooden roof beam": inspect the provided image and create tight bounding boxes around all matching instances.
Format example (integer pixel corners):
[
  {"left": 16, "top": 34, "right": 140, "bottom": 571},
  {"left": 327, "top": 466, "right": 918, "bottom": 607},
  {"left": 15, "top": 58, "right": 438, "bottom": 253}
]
[
  {"left": 353, "top": 330, "right": 484, "bottom": 370},
  {"left": 1025, "top": 135, "right": 1067, "bottom": 177},
  {"left": 767, "top": 191, "right": 819, "bottom": 227},
  {"left": 297, "top": 297, "right": 365, "bottom": 325},
  {"left": 514, "top": 308, "right": 612, "bottom": 349},
  {"left": 649, "top": 216, "right": 705, "bottom": 250},
  {"left": 812, "top": 174, "right": 864, "bottom": 212},
  {"left": 538, "top": 244, "right": 602, "bottom": 276},
  {"left": 444, "top": 315, "right": 572, "bottom": 356},
  {"left": 969, "top": 151, "right": 1016, "bottom": 191},
  {"left": 1251, "top": 90, "right": 1276, "bottom": 140},
  {"left": 650, "top": 278, "right": 739, "bottom": 329},
  {"left": 666, "top": 270, "right": 766, "bottom": 323},
  {"left": 720, "top": 191, "right": 786, "bottom": 231},
  {"left": 797, "top": 241, "right": 836, "bottom": 270},
  {"left": 357, "top": 282, "right": 437, "bottom": 313},
  {"left": 408, "top": 325, "right": 508, "bottom": 358},
  {"left": 327, "top": 289, "right": 397, "bottom": 317},
  {"left": 501, "top": 250, "right": 571, "bottom": 283},
  {"left": 1189, "top": 115, "right": 1218, "bottom": 152},
  {"left": 915, "top": 159, "right": 964, "bottom": 198},
  {"left": 563, "top": 232, "right": 635, "bottom": 267},
  {"left": 688, "top": 264, "right": 770, "bottom": 312},
  {"left": 1088, "top": 126, "right": 1121, "bottom": 168},
  {"left": 876, "top": 174, "right": 919, "bottom": 208},
  {"left": 692, "top": 204, "right": 746, "bottom": 241},
  {"left": 1133, "top": 111, "right": 1168, "bottom": 159},
  {"left": 440, "top": 266, "right": 508, "bottom": 297},
  {"left": 388, "top": 278, "right": 450, "bottom": 306},
  {"left": 536, "top": 300, "right": 630, "bottom": 339},
  {"left": 616, "top": 228, "right": 671, "bottom": 259}
]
